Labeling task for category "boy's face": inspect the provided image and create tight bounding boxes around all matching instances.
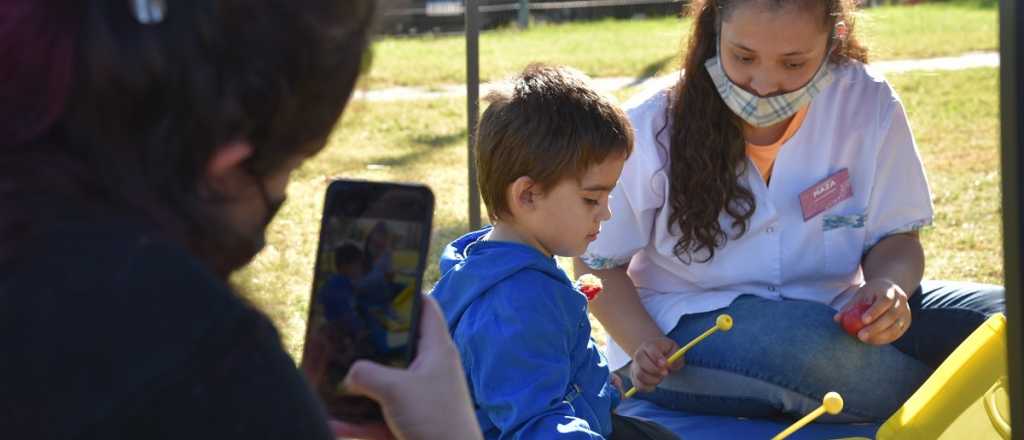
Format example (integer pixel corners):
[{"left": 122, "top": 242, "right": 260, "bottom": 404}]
[
  {"left": 523, "top": 154, "right": 626, "bottom": 257},
  {"left": 336, "top": 262, "right": 363, "bottom": 280}
]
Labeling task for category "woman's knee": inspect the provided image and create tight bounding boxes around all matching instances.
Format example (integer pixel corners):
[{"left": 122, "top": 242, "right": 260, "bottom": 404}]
[
  {"left": 917, "top": 280, "right": 1006, "bottom": 316},
  {"left": 663, "top": 297, "right": 931, "bottom": 419}
]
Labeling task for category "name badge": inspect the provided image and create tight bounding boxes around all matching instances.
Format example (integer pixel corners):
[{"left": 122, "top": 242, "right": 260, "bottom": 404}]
[{"left": 799, "top": 168, "right": 853, "bottom": 221}]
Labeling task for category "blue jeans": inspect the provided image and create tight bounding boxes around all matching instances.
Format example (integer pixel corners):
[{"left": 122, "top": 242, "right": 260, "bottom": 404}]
[{"left": 623, "top": 281, "right": 1005, "bottom": 423}]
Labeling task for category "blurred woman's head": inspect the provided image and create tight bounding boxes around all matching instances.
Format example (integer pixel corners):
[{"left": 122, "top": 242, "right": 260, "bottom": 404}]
[
  {"left": 363, "top": 221, "right": 392, "bottom": 270},
  {"left": 0, "top": 0, "right": 375, "bottom": 274}
]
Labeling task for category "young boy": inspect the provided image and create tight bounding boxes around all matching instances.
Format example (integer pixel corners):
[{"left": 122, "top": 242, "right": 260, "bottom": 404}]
[{"left": 430, "top": 65, "right": 678, "bottom": 440}]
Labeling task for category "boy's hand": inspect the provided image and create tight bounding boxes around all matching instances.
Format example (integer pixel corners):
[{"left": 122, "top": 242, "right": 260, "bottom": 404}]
[
  {"left": 630, "top": 337, "right": 680, "bottom": 392},
  {"left": 610, "top": 373, "right": 624, "bottom": 394}
]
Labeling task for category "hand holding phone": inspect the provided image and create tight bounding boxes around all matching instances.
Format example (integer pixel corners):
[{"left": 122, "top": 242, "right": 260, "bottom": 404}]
[
  {"left": 301, "top": 180, "right": 433, "bottom": 423},
  {"left": 330, "top": 297, "right": 482, "bottom": 440}
]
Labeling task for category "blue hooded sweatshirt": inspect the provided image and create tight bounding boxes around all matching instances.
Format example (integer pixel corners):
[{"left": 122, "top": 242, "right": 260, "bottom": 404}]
[{"left": 430, "top": 227, "right": 620, "bottom": 440}]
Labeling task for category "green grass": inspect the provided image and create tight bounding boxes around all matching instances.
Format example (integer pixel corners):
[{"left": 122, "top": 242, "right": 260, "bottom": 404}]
[
  {"left": 857, "top": 1, "right": 998, "bottom": 61},
  {"left": 361, "top": 2, "right": 997, "bottom": 89},
  {"left": 236, "top": 65, "right": 1002, "bottom": 358},
  {"left": 893, "top": 67, "right": 1003, "bottom": 284}
]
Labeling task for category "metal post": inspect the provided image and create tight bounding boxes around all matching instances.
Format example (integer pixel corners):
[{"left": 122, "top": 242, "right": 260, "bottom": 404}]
[
  {"left": 466, "top": 0, "right": 482, "bottom": 230},
  {"left": 998, "top": 0, "right": 1023, "bottom": 435},
  {"left": 518, "top": 0, "right": 529, "bottom": 29}
]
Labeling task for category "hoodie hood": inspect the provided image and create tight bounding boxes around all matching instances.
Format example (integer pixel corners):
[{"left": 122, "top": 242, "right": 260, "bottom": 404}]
[{"left": 431, "top": 227, "right": 572, "bottom": 331}]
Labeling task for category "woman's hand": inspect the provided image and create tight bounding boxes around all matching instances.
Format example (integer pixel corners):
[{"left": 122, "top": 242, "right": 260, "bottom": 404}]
[
  {"left": 331, "top": 297, "right": 482, "bottom": 440},
  {"left": 629, "top": 336, "right": 681, "bottom": 392},
  {"left": 834, "top": 278, "right": 911, "bottom": 345}
]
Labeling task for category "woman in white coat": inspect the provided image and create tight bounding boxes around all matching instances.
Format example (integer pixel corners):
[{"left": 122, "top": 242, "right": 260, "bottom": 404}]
[{"left": 575, "top": 0, "right": 1004, "bottom": 427}]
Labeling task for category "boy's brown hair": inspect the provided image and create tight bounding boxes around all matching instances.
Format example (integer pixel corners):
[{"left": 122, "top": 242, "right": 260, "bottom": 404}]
[{"left": 476, "top": 64, "right": 634, "bottom": 222}]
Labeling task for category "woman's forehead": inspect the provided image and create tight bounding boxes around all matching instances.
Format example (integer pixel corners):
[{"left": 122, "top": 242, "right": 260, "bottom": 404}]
[{"left": 721, "top": 3, "right": 830, "bottom": 54}]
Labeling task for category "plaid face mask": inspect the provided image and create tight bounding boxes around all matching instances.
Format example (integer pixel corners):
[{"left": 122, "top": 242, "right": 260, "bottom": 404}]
[{"left": 705, "top": 45, "right": 834, "bottom": 128}]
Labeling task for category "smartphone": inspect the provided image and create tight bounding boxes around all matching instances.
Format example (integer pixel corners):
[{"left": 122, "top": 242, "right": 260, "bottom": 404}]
[{"left": 300, "top": 180, "right": 434, "bottom": 423}]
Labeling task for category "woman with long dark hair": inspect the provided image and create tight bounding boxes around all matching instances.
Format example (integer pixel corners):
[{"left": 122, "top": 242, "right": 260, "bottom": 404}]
[
  {"left": 575, "top": 0, "right": 1003, "bottom": 434},
  {"left": 0, "top": 1, "right": 479, "bottom": 438}
]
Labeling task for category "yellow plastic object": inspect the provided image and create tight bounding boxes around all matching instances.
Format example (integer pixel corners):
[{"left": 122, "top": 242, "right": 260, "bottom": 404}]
[
  {"left": 624, "top": 314, "right": 733, "bottom": 398},
  {"left": 876, "top": 313, "right": 1010, "bottom": 440},
  {"left": 772, "top": 392, "right": 844, "bottom": 440},
  {"left": 391, "top": 249, "right": 419, "bottom": 273},
  {"left": 665, "top": 314, "right": 734, "bottom": 367},
  {"left": 376, "top": 284, "right": 416, "bottom": 332}
]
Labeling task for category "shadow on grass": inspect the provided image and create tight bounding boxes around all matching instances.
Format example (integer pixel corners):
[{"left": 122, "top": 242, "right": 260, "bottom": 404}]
[
  {"left": 411, "top": 128, "right": 468, "bottom": 148},
  {"left": 931, "top": 0, "right": 996, "bottom": 8},
  {"left": 629, "top": 55, "right": 675, "bottom": 88},
  {"left": 370, "top": 147, "right": 436, "bottom": 168},
  {"left": 363, "top": 131, "right": 465, "bottom": 170}
]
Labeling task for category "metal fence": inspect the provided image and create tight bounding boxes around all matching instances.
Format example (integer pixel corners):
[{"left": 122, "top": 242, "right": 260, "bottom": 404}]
[
  {"left": 376, "top": 0, "right": 926, "bottom": 34},
  {"left": 378, "top": 0, "right": 684, "bottom": 34}
]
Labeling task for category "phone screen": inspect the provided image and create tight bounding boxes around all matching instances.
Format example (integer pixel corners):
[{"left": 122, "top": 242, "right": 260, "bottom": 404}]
[{"left": 301, "top": 180, "right": 433, "bottom": 422}]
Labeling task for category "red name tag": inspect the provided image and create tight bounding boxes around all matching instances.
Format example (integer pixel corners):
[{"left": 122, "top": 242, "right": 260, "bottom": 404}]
[{"left": 799, "top": 168, "right": 853, "bottom": 221}]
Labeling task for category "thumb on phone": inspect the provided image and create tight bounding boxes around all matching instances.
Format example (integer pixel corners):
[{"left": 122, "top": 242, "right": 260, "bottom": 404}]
[
  {"left": 342, "top": 297, "right": 455, "bottom": 402},
  {"left": 343, "top": 359, "right": 402, "bottom": 403}
]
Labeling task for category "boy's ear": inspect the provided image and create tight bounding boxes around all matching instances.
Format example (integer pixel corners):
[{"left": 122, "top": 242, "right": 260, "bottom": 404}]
[{"left": 507, "top": 175, "right": 539, "bottom": 214}]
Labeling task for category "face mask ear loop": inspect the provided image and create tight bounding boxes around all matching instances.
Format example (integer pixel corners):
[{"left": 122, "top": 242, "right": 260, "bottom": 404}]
[
  {"left": 835, "top": 20, "right": 849, "bottom": 43},
  {"left": 831, "top": 20, "right": 848, "bottom": 59}
]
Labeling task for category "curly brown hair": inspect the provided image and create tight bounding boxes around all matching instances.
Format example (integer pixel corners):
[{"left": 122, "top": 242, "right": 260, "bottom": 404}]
[{"left": 663, "top": 0, "right": 868, "bottom": 263}]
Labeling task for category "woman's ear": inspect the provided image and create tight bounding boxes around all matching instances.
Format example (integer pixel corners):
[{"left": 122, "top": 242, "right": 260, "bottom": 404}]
[{"left": 203, "top": 140, "right": 254, "bottom": 195}]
